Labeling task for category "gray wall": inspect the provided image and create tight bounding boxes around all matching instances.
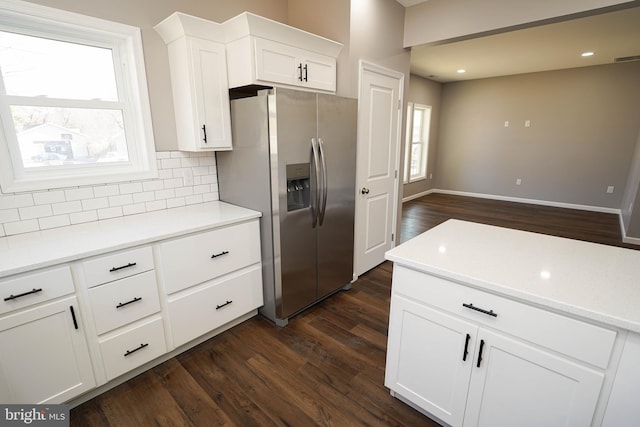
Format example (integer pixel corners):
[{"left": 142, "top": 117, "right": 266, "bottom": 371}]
[
  {"left": 403, "top": 75, "right": 442, "bottom": 200},
  {"left": 435, "top": 61, "right": 640, "bottom": 209}
]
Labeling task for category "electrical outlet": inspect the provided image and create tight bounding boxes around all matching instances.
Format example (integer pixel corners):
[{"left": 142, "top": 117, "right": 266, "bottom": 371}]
[
  {"left": 516, "top": 178, "right": 522, "bottom": 185},
  {"left": 524, "top": 120, "right": 531, "bottom": 127},
  {"left": 606, "top": 186, "right": 614, "bottom": 194},
  {"left": 504, "top": 121, "right": 509, "bottom": 127}
]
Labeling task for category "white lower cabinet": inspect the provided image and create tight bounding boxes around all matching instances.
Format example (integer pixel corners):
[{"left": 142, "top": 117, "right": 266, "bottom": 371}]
[
  {"left": 385, "top": 266, "right": 611, "bottom": 427},
  {"left": 0, "top": 296, "right": 95, "bottom": 404},
  {"left": 98, "top": 316, "right": 167, "bottom": 381},
  {"left": 168, "top": 266, "right": 263, "bottom": 347}
]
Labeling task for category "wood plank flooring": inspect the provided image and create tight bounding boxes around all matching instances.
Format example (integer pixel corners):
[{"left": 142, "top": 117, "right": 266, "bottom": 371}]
[{"left": 71, "top": 193, "right": 638, "bottom": 427}]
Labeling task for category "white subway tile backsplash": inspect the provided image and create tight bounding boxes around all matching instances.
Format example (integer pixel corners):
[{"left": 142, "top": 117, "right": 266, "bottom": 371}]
[
  {"left": 119, "top": 182, "right": 144, "bottom": 194},
  {"left": 97, "top": 206, "right": 123, "bottom": 220},
  {"left": 65, "top": 187, "right": 95, "bottom": 201},
  {"left": 4, "top": 219, "right": 39, "bottom": 235},
  {"left": 52, "top": 201, "right": 82, "bottom": 216},
  {"left": 122, "top": 203, "right": 146, "bottom": 216},
  {"left": 108, "top": 194, "right": 134, "bottom": 207},
  {"left": 0, "top": 151, "right": 219, "bottom": 236},
  {"left": 82, "top": 197, "right": 110, "bottom": 211},
  {"left": 70, "top": 210, "right": 98, "bottom": 224},
  {"left": 19, "top": 204, "right": 53, "bottom": 220},
  {"left": 93, "top": 184, "right": 120, "bottom": 198},
  {"left": 33, "top": 190, "right": 66, "bottom": 205},
  {"left": 145, "top": 200, "right": 167, "bottom": 211},
  {"left": 39, "top": 214, "right": 71, "bottom": 230},
  {"left": 166, "top": 197, "right": 186, "bottom": 209},
  {"left": 0, "top": 194, "right": 34, "bottom": 210},
  {"left": 155, "top": 189, "right": 175, "bottom": 200},
  {"left": 0, "top": 209, "right": 19, "bottom": 223},
  {"left": 133, "top": 191, "right": 155, "bottom": 204}
]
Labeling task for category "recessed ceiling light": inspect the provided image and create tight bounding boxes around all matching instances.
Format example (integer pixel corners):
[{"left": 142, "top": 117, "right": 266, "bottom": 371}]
[
  {"left": 581, "top": 52, "right": 594, "bottom": 57},
  {"left": 457, "top": 69, "right": 466, "bottom": 73}
]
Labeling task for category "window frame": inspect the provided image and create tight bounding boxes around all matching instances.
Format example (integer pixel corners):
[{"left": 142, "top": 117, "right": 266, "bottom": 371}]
[
  {"left": 0, "top": 0, "right": 156, "bottom": 193},
  {"left": 403, "top": 102, "right": 431, "bottom": 183}
]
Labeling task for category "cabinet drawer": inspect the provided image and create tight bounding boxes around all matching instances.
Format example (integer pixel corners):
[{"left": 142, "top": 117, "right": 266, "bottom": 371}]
[
  {"left": 393, "top": 266, "right": 616, "bottom": 369},
  {"left": 159, "top": 220, "right": 261, "bottom": 294},
  {"left": 1, "top": 266, "right": 74, "bottom": 316},
  {"left": 168, "top": 266, "right": 263, "bottom": 347},
  {"left": 82, "top": 246, "right": 154, "bottom": 288},
  {"left": 99, "top": 317, "right": 167, "bottom": 381},
  {"left": 88, "top": 270, "right": 161, "bottom": 335}
]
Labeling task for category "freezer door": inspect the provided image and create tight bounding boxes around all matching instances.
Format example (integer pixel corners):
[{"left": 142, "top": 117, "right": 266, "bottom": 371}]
[
  {"left": 271, "top": 89, "right": 319, "bottom": 318},
  {"left": 316, "top": 94, "right": 357, "bottom": 298}
]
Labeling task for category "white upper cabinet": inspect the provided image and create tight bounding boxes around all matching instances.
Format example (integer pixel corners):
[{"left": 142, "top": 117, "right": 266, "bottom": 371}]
[
  {"left": 155, "top": 13, "right": 232, "bottom": 151},
  {"left": 224, "top": 13, "right": 342, "bottom": 93}
]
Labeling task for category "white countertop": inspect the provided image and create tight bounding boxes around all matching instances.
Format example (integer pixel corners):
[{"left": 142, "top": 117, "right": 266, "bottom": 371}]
[
  {"left": 0, "top": 201, "right": 261, "bottom": 278},
  {"left": 386, "top": 219, "right": 640, "bottom": 333}
]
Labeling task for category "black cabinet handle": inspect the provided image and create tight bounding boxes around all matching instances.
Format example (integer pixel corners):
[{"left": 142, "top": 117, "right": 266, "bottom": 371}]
[
  {"left": 463, "top": 303, "right": 498, "bottom": 317},
  {"left": 70, "top": 306, "right": 79, "bottom": 330},
  {"left": 211, "top": 251, "right": 229, "bottom": 259},
  {"left": 463, "top": 333, "right": 471, "bottom": 361},
  {"left": 202, "top": 124, "right": 208, "bottom": 143},
  {"left": 476, "top": 339, "right": 485, "bottom": 368},
  {"left": 298, "top": 63, "right": 303, "bottom": 81},
  {"left": 216, "top": 300, "right": 233, "bottom": 310},
  {"left": 124, "top": 343, "right": 149, "bottom": 357},
  {"left": 110, "top": 262, "right": 137, "bottom": 273},
  {"left": 116, "top": 297, "right": 142, "bottom": 309},
  {"left": 303, "top": 64, "right": 308, "bottom": 82},
  {"left": 4, "top": 288, "right": 42, "bottom": 302}
]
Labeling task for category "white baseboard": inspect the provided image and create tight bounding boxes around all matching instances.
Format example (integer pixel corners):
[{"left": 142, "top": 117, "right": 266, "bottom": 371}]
[
  {"left": 402, "top": 189, "right": 434, "bottom": 203},
  {"left": 431, "top": 189, "right": 622, "bottom": 215},
  {"left": 403, "top": 189, "right": 640, "bottom": 246}
]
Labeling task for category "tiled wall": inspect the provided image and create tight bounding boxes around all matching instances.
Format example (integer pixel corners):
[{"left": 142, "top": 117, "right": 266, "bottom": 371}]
[{"left": 0, "top": 151, "right": 219, "bottom": 237}]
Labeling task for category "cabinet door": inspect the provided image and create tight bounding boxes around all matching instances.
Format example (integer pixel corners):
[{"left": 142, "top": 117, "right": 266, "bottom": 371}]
[
  {"left": 385, "top": 295, "right": 477, "bottom": 427},
  {"left": 0, "top": 296, "right": 95, "bottom": 403},
  {"left": 301, "top": 54, "right": 336, "bottom": 92},
  {"left": 254, "top": 38, "right": 336, "bottom": 92},
  {"left": 190, "top": 37, "right": 232, "bottom": 150},
  {"left": 463, "top": 329, "right": 604, "bottom": 427}
]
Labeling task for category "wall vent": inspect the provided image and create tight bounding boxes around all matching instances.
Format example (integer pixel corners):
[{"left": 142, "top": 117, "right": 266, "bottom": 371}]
[{"left": 614, "top": 55, "right": 640, "bottom": 63}]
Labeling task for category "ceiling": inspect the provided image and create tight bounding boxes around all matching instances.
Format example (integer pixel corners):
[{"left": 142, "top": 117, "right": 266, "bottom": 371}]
[{"left": 403, "top": 4, "right": 640, "bottom": 82}]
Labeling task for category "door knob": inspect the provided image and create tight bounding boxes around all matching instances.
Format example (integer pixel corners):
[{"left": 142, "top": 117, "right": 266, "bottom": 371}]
[{"left": 361, "top": 187, "right": 370, "bottom": 195}]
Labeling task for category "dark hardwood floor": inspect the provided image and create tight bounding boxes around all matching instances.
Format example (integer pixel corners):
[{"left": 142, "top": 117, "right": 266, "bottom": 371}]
[{"left": 71, "top": 193, "right": 638, "bottom": 427}]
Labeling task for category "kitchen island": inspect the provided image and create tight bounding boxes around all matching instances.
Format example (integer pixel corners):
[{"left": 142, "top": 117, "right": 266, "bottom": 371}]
[{"left": 384, "top": 219, "right": 640, "bottom": 427}]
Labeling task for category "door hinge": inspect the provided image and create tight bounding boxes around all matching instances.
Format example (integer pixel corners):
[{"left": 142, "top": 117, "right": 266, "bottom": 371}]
[
  {"left": 392, "top": 233, "right": 395, "bottom": 242},
  {"left": 398, "top": 99, "right": 401, "bottom": 110}
]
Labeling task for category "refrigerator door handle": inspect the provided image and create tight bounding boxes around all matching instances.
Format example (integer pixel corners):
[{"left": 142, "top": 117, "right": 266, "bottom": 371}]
[
  {"left": 318, "top": 138, "right": 328, "bottom": 226},
  {"left": 311, "top": 138, "right": 321, "bottom": 228}
]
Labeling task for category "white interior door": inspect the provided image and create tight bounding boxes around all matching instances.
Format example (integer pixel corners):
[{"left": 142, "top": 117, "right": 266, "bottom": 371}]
[{"left": 355, "top": 62, "right": 403, "bottom": 276}]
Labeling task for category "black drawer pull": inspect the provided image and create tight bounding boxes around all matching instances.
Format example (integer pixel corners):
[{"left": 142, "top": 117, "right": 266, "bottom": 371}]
[
  {"left": 216, "top": 300, "right": 233, "bottom": 310},
  {"left": 4, "top": 288, "right": 43, "bottom": 302},
  {"left": 211, "top": 251, "right": 229, "bottom": 259},
  {"left": 70, "top": 305, "right": 79, "bottom": 330},
  {"left": 477, "top": 339, "right": 485, "bottom": 368},
  {"left": 116, "top": 297, "right": 142, "bottom": 309},
  {"left": 110, "top": 262, "right": 137, "bottom": 272},
  {"left": 463, "top": 303, "right": 498, "bottom": 317},
  {"left": 462, "top": 333, "right": 471, "bottom": 361},
  {"left": 124, "top": 343, "right": 148, "bottom": 357}
]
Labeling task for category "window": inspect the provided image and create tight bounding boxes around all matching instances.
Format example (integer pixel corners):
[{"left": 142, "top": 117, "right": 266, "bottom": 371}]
[
  {"left": 0, "top": 0, "right": 156, "bottom": 192},
  {"left": 403, "top": 103, "right": 431, "bottom": 183}
]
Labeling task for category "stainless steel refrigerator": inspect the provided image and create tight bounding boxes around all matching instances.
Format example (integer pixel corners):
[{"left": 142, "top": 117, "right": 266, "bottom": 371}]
[{"left": 217, "top": 88, "right": 357, "bottom": 326}]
